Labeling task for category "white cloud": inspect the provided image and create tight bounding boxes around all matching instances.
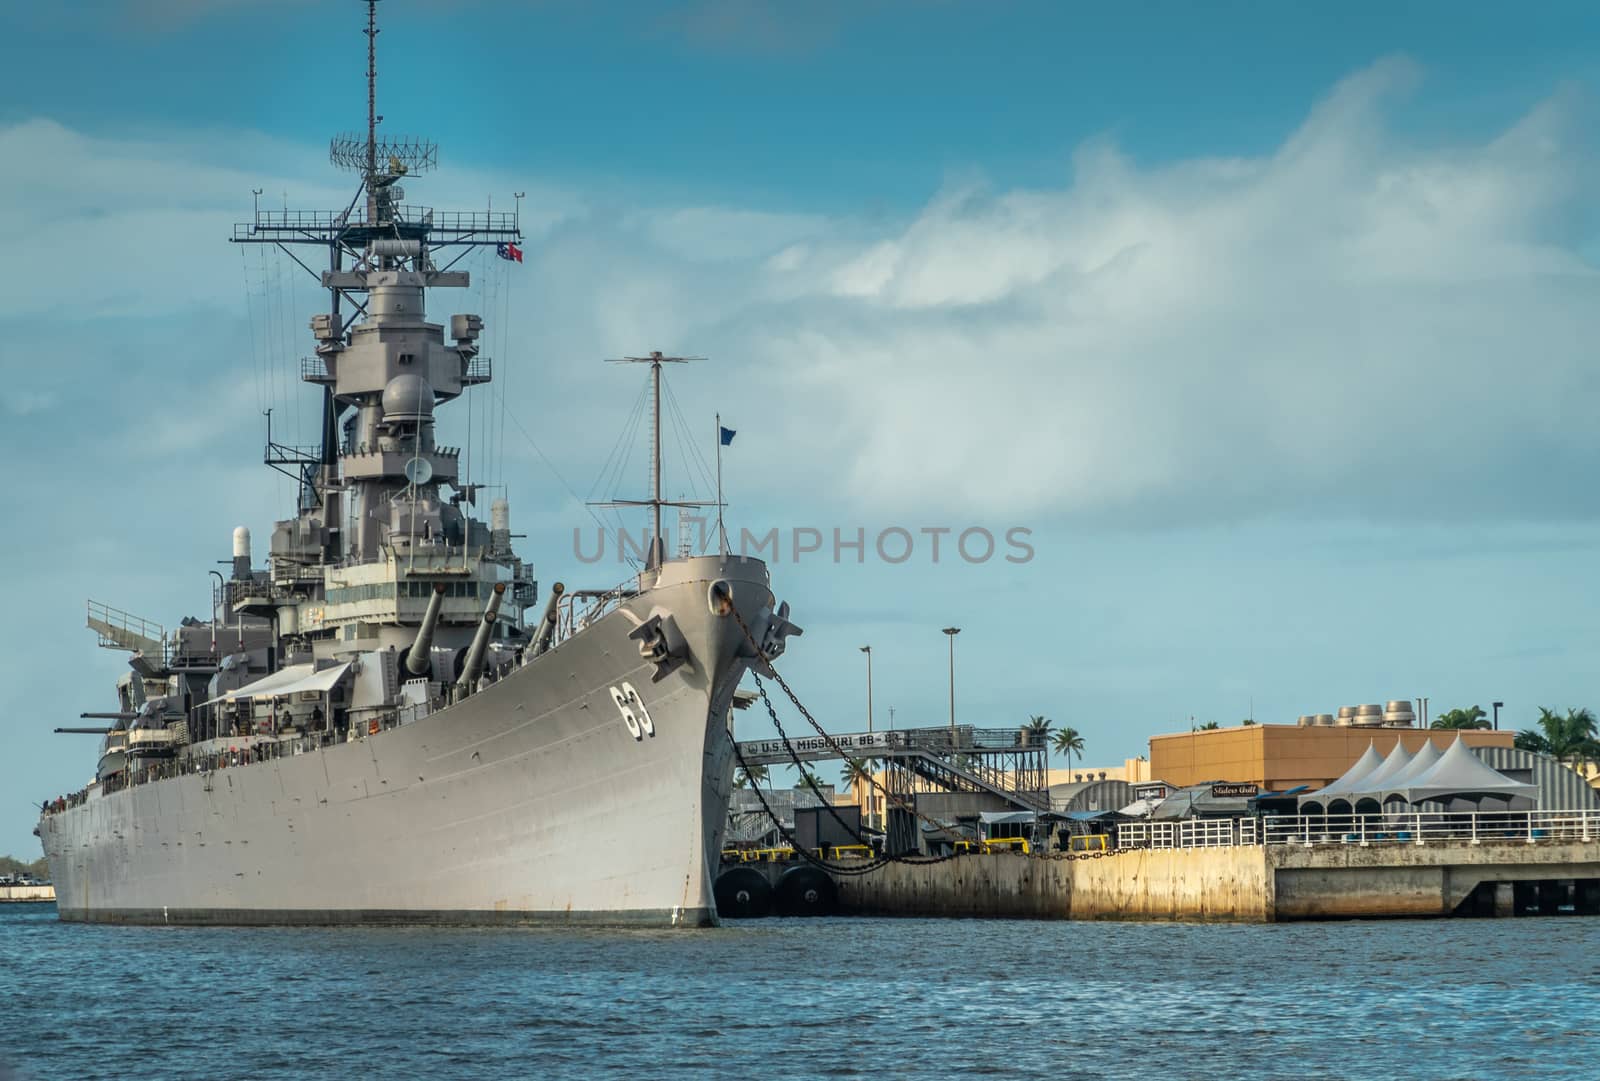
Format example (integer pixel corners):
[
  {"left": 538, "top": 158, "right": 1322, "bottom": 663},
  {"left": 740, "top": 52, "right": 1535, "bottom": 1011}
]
[
  {"left": 4, "top": 57, "right": 1596, "bottom": 533},
  {"left": 721, "top": 59, "right": 1600, "bottom": 523}
]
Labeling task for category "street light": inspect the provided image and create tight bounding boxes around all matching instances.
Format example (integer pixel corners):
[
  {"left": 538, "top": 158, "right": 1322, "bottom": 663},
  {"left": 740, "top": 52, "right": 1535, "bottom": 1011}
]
[
  {"left": 859, "top": 646, "right": 874, "bottom": 734},
  {"left": 860, "top": 645, "right": 875, "bottom": 832},
  {"left": 1492, "top": 701, "right": 1504, "bottom": 731},
  {"left": 943, "top": 627, "right": 961, "bottom": 751}
]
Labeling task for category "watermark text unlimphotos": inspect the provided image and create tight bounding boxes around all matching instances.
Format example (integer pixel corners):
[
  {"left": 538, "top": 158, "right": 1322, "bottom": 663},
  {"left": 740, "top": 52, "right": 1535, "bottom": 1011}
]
[{"left": 574, "top": 519, "right": 1034, "bottom": 565}]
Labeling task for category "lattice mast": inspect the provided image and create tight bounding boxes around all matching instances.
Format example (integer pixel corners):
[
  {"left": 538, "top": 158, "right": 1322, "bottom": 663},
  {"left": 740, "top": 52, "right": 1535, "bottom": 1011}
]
[{"left": 232, "top": 0, "right": 520, "bottom": 573}]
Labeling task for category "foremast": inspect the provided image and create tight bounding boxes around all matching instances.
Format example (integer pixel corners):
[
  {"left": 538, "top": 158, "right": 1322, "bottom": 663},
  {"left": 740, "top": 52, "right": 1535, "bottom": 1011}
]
[
  {"left": 230, "top": 0, "right": 532, "bottom": 668},
  {"left": 596, "top": 352, "right": 716, "bottom": 575}
]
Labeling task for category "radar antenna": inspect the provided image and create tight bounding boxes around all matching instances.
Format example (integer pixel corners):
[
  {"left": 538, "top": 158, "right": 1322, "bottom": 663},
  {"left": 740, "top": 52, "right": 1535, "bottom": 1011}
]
[{"left": 329, "top": 1, "right": 438, "bottom": 231}]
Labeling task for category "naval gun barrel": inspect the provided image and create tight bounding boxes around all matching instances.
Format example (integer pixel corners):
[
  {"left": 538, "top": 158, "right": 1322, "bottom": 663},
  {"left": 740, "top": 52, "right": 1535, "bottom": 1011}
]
[
  {"left": 406, "top": 582, "right": 449, "bottom": 676},
  {"left": 455, "top": 582, "right": 507, "bottom": 695},
  {"left": 531, "top": 581, "right": 564, "bottom": 658},
  {"left": 79, "top": 712, "right": 138, "bottom": 721},
  {"left": 56, "top": 727, "right": 114, "bottom": 734}
]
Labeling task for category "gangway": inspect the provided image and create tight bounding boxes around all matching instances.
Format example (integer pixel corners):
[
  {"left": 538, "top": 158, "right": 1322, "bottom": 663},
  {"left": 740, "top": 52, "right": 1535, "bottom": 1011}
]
[{"left": 733, "top": 723, "right": 1049, "bottom": 814}]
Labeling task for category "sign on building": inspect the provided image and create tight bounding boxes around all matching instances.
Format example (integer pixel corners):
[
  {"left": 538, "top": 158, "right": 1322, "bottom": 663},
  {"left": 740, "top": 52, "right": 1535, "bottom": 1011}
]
[{"left": 1210, "top": 782, "right": 1259, "bottom": 798}]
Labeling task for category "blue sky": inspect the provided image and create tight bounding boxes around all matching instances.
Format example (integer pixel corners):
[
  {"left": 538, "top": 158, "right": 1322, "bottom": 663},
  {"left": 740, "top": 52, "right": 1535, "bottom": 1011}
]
[{"left": 3, "top": 0, "right": 1600, "bottom": 855}]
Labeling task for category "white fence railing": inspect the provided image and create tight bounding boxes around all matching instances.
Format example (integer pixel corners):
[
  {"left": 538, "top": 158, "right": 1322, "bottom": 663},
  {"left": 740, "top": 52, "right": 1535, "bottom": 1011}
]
[
  {"left": 1260, "top": 809, "right": 1600, "bottom": 847},
  {"left": 1116, "top": 809, "right": 1600, "bottom": 851},
  {"left": 1117, "top": 817, "right": 1256, "bottom": 850}
]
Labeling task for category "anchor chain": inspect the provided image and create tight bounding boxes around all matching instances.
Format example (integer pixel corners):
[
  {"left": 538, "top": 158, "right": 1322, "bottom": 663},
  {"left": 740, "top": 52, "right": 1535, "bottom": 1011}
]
[{"left": 726, "top": 605, "right": 1108, "bottom": 869}]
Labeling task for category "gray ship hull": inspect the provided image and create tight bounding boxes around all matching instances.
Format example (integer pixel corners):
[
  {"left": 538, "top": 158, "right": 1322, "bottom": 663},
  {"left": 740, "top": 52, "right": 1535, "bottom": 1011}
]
[{"left": 38, "top": 558, "right": 773, "bottom": 927}]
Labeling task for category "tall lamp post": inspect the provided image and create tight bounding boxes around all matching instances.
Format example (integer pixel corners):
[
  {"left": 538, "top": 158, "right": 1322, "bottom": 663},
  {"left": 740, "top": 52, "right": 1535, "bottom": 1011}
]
[
  {"left": 943, "top": 627, "right": 961, "bottom": 752},
  {"left": 1492, "top": 701, "right": 1504, "bottom": 731},
  {"left": 859, "top": 646, "right": 874, "bottom": 734},
  {"left": 860, "top": 645, "right": 874, "bottom": 831}
]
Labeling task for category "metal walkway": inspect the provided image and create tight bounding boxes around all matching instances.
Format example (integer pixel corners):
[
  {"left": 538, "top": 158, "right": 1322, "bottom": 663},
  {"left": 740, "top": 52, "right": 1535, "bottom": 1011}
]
[{"left": 734, "top": 724, "right": 1048, "bottom": 813}]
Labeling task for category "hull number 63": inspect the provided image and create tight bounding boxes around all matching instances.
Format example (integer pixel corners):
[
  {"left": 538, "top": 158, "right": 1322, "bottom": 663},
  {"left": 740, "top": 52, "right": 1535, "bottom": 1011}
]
[{"left": 610, "top": 683, "right": 655, "bottom": 740}]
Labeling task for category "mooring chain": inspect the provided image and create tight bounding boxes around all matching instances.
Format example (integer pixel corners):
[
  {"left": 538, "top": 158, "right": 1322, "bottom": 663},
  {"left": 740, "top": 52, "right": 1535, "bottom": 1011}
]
[
  {"left": 733, "top": 604, "right": 976, "bottom": 865},
  {"left": 748, "top": 671, "right": 1100, "bottom": 863},
  {"left": 727, "top": 607, "right": 991, "bottom": 870},
  {"left": 751, "top": 672, "right": 975, "bottom": 866},
  {"left": 739, "top": 664, "right": 963, "bottom": 873},
  {"left": 728, "top": 737, "right": 900, "bottom": 877},
  {"left": 729, "top": 604, "right": 1126, "bottom": 865},
  {"left": 739, "top": 667, "right": 896, "bottom": 872}
]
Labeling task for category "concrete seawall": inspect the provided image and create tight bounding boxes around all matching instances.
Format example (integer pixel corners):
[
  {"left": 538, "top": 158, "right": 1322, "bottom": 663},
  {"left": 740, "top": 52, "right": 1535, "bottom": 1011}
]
[
  {"left": 829, "top": 840, "right": 1600, "bottom": 921},
  {"left": 0, "top": 885, "right": 55, "bottom": 903},
  {"left": 835, "top": 848, "right": 1270, "bottom": 921}
]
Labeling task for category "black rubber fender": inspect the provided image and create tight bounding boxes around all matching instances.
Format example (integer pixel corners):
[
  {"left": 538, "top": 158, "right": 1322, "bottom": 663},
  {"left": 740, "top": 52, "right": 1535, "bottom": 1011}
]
[
  {"left": 714, "top": 866, "right": 773, "bottom": 919},
  {"left": 774, "top": 865, "right": 838, "bottom": 917}
]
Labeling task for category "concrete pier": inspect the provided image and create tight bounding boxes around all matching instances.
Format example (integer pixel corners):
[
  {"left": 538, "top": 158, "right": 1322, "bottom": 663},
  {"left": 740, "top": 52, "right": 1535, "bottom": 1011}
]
[
  {"left": 1271, "top": 839, "right": 1600, "bottom": 920},
  {"left": 829, "top": 839, "right": 1600, "bottom": 922},
  {"left": 0, "top": 884, "right": 55, "bottom": 903}
]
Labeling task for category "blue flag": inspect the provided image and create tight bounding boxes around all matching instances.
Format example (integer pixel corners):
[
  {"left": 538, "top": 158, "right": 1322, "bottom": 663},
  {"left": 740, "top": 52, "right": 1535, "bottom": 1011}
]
[{"left": 719, "top": 426, "right": 736, "bottom": 446}]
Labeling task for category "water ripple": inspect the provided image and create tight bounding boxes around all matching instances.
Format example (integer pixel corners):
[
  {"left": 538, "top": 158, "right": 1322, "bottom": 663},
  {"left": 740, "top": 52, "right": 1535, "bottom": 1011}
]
[{"left": 1, "top": 907, "right": 1597, "bottom": 1080}]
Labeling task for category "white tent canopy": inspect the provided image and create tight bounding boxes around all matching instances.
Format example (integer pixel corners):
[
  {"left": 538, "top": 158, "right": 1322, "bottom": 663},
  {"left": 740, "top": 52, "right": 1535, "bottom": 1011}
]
[
  {"left": 1345, "top": 741, "right": 1416, "bottom": 801},
  {"left": 1298, "top": 742, "right": 1386, "bottom": 810},
  {"left": 1387, "top": 737, "right": 1537, "bottom": 806},
  {"left": 1370, "top": 738, "right": 1444, "bottom": 798},
  {"left": 1118, "top": 798, "right": 1160, "bottom": 819},
  {"left": 202, "top": 662, "right": 351, "bottom": 707}
]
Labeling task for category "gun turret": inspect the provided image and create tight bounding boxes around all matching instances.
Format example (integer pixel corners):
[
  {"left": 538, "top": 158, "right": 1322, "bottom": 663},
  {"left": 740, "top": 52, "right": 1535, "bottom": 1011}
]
[
  {"left": 406, "top": 583, "right": 448, "bottom": 676},
  {"left": 531, "top": 581, "right": 564, "bottom": 658},
  {"left": 455, "top": 582, "right": 506, "bottom": 696}
]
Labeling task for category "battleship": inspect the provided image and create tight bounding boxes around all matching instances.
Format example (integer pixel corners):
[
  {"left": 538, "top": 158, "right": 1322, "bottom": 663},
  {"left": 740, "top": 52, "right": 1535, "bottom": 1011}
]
[{"left": 35, "top": 2, "right": 800, "bottom": 927}]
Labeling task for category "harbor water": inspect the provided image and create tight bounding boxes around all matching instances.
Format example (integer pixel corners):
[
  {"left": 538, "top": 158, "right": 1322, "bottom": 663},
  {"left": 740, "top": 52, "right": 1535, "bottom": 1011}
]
[{"left": 1, "top": 903, "right": 1595, "bottom": 1080}]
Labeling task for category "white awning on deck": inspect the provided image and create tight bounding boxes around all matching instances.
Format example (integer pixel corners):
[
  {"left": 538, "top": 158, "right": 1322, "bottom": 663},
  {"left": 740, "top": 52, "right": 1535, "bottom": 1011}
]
[{"left": 202, "top": 662, "right": 351, "bottom": 707}]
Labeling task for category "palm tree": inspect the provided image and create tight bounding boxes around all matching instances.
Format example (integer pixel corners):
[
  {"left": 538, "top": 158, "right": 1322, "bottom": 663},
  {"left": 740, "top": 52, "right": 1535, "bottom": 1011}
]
[
  {"left": 1519, "top": 707, "right": 1600, "bottom": 768},
  {"left": 1514, "top": 728, "right": 1551, "bottom": 754},
  {"left": 840, "top": 757, "right": 878, "bottom": 791},
  {"left": 1026, "top": 715, "right": 1053, "bottom": 763},
  {"left": 1431, "top": 705, "right": 1489, "bottom": 730},
  {"left": 1196, "top": 721, "right": 1221, "bottom": 731},
  {"left": 1051, "top": 726, "right": 1084, "bottom": 778},
  {"left": 793, "top": 767, "right": 823, "bottom": 790},
  {"left": 733, "top": 763, "right": 769, "bottom": 790}
]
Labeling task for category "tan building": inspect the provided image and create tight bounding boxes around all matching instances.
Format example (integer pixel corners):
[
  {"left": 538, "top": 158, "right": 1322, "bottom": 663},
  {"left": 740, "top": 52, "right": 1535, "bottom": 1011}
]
[
  {"left": 1044, "top": 758, "right": 1151, "bottom": 787},
  {"left": 1149, "top": 725, "right": 1515, "bottom": 792}
]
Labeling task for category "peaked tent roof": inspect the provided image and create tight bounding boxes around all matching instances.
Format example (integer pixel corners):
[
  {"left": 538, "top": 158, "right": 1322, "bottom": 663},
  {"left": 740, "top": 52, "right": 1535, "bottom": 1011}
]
[
  {"left": 1374, "top": 739, "right": 1444, "bottom": 797},
  {"left": 1311, "top": 743, "right": 1386, "bottom": 797},
  {"left": 1346, "top": 740, "right": 1416, "bottom": 798},
  {"left": 1391, "top": 738, "right": 1537, "bottom": 805}
]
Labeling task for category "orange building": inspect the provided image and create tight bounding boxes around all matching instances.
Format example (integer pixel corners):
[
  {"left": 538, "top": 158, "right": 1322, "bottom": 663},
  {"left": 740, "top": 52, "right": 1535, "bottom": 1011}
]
[{"left": 1148, "top": 725, "right": 1515, "bottom": 792}]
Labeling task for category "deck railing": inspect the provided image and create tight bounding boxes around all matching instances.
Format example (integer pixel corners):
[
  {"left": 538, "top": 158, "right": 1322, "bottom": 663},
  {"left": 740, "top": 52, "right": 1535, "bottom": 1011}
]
[{"left": 555, "top": 578, "right": 637, "bottom": 645}]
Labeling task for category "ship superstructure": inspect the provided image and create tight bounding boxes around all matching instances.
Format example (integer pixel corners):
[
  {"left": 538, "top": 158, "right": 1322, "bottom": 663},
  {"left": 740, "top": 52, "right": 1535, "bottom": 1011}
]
[{"left": 36, "top": 2, "right": 800, "bottom": 927}]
